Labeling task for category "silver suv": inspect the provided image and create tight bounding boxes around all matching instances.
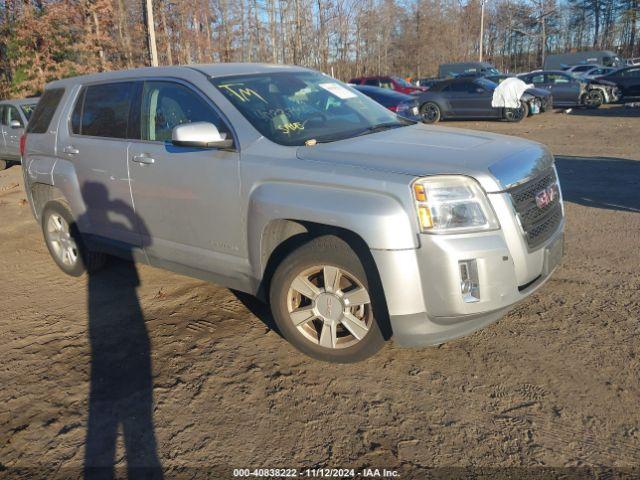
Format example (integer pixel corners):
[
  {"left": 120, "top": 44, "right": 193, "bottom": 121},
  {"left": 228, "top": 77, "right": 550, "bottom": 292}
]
[
  {"left": 22, "top": 64, "right": 564, "bottom": 362},
  {"left": 0, "top": 97, "right": 39, "bottom": 170}
]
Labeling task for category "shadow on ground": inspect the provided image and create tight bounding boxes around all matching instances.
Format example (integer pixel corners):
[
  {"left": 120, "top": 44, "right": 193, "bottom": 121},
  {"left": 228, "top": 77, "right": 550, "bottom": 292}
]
[
  {"left": 79, "top": 183, "right": 163, "bottom": 479},
  {"left": 555, "top": 155, "right": 640, "bottom": 213}
]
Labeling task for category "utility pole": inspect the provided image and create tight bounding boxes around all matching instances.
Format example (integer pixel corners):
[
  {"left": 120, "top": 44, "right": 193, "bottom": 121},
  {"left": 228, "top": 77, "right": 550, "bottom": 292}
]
[
  {"left": 144, "top": 0, "right": 159, "bottom": 67},
  {"left": 479, "top": 0, "right": 486, "bottom": 62}
]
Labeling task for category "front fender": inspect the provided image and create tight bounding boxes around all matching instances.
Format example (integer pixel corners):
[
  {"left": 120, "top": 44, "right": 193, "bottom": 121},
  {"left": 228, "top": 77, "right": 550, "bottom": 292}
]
[{"left": 247, "top": 181, "right": 417, "bottom": 277}]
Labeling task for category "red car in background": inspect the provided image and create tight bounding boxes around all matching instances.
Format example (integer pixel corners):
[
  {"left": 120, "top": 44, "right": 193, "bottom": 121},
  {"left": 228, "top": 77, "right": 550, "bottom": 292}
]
[{"left": 349, "top": 75, "right": 428, "bottom": 94}]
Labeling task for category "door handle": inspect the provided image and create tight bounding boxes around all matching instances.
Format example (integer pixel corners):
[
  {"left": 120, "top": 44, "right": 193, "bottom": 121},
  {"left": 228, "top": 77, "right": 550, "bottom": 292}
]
[
  {"left": 132, "top": 154, "right": 155, "bottom": 165},
  {"left": 63, "top": 145, "right": 79, "bottom": 155}
]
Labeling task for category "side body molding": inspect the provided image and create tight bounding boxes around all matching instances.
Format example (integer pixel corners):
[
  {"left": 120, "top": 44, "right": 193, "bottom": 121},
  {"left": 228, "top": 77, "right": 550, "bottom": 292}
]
[{"left": 247, "top": 181, "right": 418, "bottom": 279}]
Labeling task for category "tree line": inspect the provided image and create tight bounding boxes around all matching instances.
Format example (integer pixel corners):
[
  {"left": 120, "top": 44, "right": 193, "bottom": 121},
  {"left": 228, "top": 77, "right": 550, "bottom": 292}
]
[{"left": 0, "top": 0, "right": 637, "bottom": 98}]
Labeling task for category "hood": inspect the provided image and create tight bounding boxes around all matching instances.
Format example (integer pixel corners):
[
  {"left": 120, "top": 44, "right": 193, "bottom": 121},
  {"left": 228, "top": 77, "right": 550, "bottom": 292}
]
[
  {"left": 296, "top": 123, "right": 553, "bottom": 192},
  {"left": 589, "top": 78, "right": 617, "bottom": 87},
  {"left": 525, "top": 87, "right": 551, "bottom": 97}
]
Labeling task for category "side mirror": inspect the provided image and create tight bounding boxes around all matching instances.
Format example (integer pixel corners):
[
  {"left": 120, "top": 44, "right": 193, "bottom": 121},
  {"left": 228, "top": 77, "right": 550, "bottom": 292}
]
[
  {"left": 10, "top": 120, "right": 23, "bottom": 129},
  {"left": 171, "top": 122, "right": 234, "bottom": 149},
  {"left": 476, "top": 87, "right": 485, "bottom": 93}
]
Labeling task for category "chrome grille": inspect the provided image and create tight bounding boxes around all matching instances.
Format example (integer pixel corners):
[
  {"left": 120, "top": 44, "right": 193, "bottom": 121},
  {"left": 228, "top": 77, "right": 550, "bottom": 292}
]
[{"left": 508, "top": 168, "right": 563, "bottom": 250}]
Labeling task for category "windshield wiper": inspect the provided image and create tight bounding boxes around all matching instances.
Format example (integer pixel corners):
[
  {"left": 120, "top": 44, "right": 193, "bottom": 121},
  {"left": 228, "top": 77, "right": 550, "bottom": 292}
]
[
  {"left": 353, "top": 122, "right": 407, "bottom": 138},
  {"left": 309, "top": 122, "right": 409, "bottom": 145}
]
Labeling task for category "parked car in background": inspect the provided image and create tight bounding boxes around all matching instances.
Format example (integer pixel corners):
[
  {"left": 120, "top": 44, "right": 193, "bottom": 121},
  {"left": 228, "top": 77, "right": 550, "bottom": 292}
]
[
  {"left": 438, "top": 62, "right": 499, "bottom": 78},
  {"left": 564, "top": 64, "right": 601, "bottom": 75},
  {"left": 543, "top": 50, "right": 623, "bottom": 70},
  {"left": 348, "top": 76, "right": 427, "bottom": 94},
  {"left": 626, "top": 57, "right": 640, "bottom": 66},
  {"left": 416, "top": 77, "right": 442, "bottom": 88},
  {"left": 485, "top": 74, "right": 514, "bottom": 84},
  {"left": 416, "top": 77, "right": 550, "bottom": 123},
  {"left": 22, "top": 64, "right": 564, "bottom": 362},
  {"left": 0, "top": 97, "right": 39, "bottom": 170},
  {"left": 596, "top": 66, "right": 640, "bottom": 100},
  {"left": 351, "top": 85, "right": 421, "bottom": 121},
  {"left": 517, "top": 70, "right": 618, "bottom": 107},
  {"left": 576, "top": 66, "right": 617, "bottom": 80}
]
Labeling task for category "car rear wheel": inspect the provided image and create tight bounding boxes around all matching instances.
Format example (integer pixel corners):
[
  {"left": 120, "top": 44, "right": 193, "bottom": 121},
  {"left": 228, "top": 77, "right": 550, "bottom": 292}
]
[
  {"left": 420, "top": 102, "right": 441, "bottom": 123},
  {"left": 504, "top": 101, "right": 528, "bottom": 122},
  {"left": 583, "top": 89, "right": 604, "bottom": 109},
  {"left": 0, "top": 159, "right": 7, "bottom": 171},
  {"left": 269, "top": 235, "right": 386, "bottom": 363},
  {"left": 42, "top": 201, "right": 106, "bottom": 277}
]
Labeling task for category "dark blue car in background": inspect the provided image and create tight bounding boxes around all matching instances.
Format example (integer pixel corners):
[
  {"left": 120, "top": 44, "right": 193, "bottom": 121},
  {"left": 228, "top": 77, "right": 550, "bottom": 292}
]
[{"left": 351, "top": 85, "right": 421, "bottom": 121}]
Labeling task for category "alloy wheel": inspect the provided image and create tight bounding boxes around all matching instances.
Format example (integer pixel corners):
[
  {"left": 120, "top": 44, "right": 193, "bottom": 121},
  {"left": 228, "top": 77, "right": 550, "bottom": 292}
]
[
  {"left": 46, "top": 213, "right": 79, "bottom": 267},
  {"left": 422, "top": 103, "right": 440, "bottom": 123},
  {"left": 286, "top": 265, "right": 372, "bottom": 349}
]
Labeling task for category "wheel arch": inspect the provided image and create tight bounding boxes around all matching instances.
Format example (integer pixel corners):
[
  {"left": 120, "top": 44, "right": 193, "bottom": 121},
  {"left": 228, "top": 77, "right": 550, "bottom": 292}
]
[
  {"left": 247, "top": 182, "right": 417, "bottom": 280},
  {"left": 256, "top": 220, "right": 394, "bottom": 341}
]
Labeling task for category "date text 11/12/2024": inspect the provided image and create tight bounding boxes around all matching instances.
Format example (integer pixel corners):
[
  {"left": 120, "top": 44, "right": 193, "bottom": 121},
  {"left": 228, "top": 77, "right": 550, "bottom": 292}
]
[{"left": 233, "top": 468, "right": 400, "bottom": 478}]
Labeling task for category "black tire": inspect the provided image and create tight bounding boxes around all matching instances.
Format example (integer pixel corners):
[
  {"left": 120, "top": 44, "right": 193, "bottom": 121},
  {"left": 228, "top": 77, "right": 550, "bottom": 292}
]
[
  {"left": 504, "top": 100, "right": 528, "bottom": 122},
  {"left": 0, "top": 159, "right": 7, "bottom": 171},
  {"left": 41, "top": 201, "right": 106, "bottom": 277},
  {"left": 583, "top": 89, "right": 604, "bottom": 109},
  {"left": 420, "top": 102, "right": 441, "bottom": 123},
  {"left": 269, "top": 235, "right": 386, "bottom": 363}
]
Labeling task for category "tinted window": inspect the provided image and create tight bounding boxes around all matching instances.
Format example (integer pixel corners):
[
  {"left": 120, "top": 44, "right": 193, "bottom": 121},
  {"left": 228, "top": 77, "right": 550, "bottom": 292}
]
[
  {"left": 0, "top": 106, "right": 5, "bottom": 125},
  {"left": 140, "top": 81, "right": 226, "bottom": 142},
  {"left": 364, "top": 78, "right": 379, "bottom": 86},
  {"left": 546, "top": 73, "right": 571, "bottom": 84},
  {"left": 81, "top": 82, "right": 134, "bottom": 138},
  {"left": 27, "top": 88, "right": 65, "bottom": 134},
  {"left": 622, "top": 68, "right": 640, "bottom": 78},
  {"left": 7, "top": 106, "right": 23, "bottom": 127}
]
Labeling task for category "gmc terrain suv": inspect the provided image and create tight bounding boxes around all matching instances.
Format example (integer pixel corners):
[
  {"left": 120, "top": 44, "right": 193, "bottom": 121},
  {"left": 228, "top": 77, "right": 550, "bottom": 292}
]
[{"left": 22, "top": 64, "right": 564, "bottom": 362}]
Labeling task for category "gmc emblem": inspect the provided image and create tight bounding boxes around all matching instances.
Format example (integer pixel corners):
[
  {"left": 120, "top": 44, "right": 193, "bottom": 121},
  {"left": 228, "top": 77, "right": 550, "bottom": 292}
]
[{"left": 535, "top": 184, "right": 558, "bottom": 209}]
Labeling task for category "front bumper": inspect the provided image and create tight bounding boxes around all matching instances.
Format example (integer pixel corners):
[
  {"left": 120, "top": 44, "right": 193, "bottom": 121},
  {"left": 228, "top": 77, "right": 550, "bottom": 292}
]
[{"left": 372, "top": 224, "right": 564, "bottom": 347}]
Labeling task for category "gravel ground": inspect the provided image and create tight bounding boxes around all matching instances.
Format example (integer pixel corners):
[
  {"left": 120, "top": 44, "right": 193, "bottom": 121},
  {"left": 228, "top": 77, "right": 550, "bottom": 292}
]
[{"left": 1, "top": 104, "right": 639, "bottom": 479}]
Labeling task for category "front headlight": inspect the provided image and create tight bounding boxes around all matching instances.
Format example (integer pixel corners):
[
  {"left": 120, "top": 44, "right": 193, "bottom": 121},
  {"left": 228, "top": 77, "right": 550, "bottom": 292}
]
[{"left": 411, "top": 175, "right": 500, "bottom": 234}]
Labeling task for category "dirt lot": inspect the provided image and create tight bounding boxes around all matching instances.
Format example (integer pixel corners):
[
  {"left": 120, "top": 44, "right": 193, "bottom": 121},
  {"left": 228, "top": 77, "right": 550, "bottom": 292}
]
[{"left": 1, "top": 105, "right": 639, "bottom": 479}]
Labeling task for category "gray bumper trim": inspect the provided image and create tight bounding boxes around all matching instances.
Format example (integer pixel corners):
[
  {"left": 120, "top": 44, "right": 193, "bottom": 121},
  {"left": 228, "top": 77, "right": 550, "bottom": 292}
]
[{"left": 391, "top": 307, "right": 510, "bottom": 347}]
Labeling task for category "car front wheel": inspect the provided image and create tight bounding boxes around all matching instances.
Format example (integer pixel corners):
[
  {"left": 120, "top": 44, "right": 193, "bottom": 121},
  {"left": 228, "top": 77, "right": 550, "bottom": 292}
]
[
  {"left": 583, "top": 89, "right": 604, "bottom": 109},
  {"left": 269, "top": 235, "right": 386, "bottom": 363},
  {"left": 504, "top": 101, "right": 528, "bottom": 122}
]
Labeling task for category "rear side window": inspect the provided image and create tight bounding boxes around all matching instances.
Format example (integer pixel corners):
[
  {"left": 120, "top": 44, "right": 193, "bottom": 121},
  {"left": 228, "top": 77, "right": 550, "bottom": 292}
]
[
  {"left": 27, "top": 88, "right": 65, "bottom": 134},
  {"left": 79, "top": 82, "right": 134, "bottom": 138},
  {"left": 0, "top": 106, "right": 5, "bottom": 125}
]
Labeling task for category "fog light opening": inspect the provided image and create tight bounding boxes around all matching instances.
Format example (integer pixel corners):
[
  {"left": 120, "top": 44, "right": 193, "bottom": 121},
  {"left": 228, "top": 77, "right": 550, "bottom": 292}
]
[{"left": 459, "top": 259, "right": 480, "bottom": 303}]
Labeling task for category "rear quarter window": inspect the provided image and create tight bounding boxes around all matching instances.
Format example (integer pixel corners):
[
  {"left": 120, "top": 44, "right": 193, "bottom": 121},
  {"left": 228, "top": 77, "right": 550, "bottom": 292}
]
[{"left": 27, "top": 88, "right": 65, "bottom": 134}]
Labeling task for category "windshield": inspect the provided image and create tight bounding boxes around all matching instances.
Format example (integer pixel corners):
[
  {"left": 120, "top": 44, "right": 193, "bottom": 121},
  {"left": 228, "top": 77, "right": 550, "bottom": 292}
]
[
  {"left": 392, "top": 76, "right": 413, "bottom": 87},
  {"left": 212, "top": 72, "right": 406, "bottom": 146}
]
